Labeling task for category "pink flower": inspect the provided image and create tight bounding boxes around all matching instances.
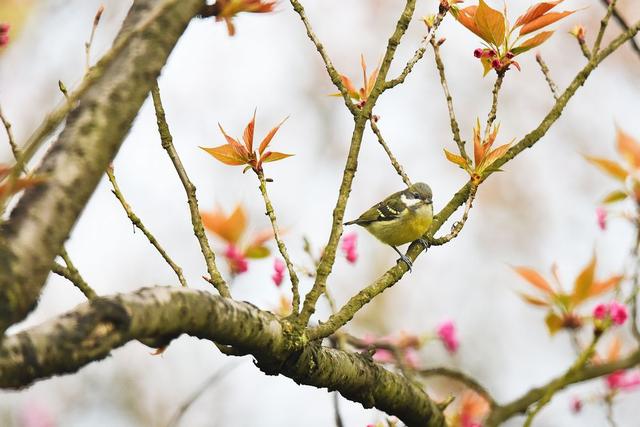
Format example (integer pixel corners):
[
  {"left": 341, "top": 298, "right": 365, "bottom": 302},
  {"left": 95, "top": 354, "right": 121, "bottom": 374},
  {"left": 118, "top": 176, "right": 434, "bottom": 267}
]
[
  {"left": 224, "top": 244, "right": 248, "bottom": 274},
  {"left": 606, "top": 370, "right": 640, "bottom": 391},
  {"left": 271, "top": 258, "right": 285, "bottom": 287},
  {"left": 0, "top": 23, "right": 9, "bottom": 48},
  {"left": 596, "top": 207, "right": 607, "bottom": 230},
  {"left": 341, "top": 232, "right": 358, "bottom": 264},
  {"left": 609, "top": 301, "right": 628, "bottom": 325},
  {"left": 20, "top": 401, "right": 55, "bottom": 427},
  {"left": 437, "top": 320, "right": 459, "bottom": 353},
  {"left": 593, "top": 303, "right": 608, "bottom": 320},
  {"left": 570, "top": 396, "right": 583, "bottom": 413},
  {"left": 372, "top": 348, "right": 394, "bottom": 364}
]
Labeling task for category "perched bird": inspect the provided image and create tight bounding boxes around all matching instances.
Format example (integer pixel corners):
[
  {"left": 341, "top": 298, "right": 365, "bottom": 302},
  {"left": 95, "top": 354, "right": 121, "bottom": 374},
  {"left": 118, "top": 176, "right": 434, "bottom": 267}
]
[{"left": 344, "top": 182, "right": 433, "bottom": 269}]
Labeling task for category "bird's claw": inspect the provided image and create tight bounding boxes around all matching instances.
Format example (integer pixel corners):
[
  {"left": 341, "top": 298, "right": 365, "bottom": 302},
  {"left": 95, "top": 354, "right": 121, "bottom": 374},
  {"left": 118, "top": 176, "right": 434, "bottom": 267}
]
[
  {"left": 398, "top": 254, "right": 413, "bottom": 272},
  {"left": 418, "top": 238, "right": 430, "bottom": 250}
]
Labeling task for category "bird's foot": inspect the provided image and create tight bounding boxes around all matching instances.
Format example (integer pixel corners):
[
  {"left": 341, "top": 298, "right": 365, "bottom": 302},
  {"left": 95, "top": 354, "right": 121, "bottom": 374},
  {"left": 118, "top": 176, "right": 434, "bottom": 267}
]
[
  {"left": 418, "top": 238, "right": 430, "bottom": 251},
  {"left": 397, "top": 254, "right": 413, "bottom": 272}
]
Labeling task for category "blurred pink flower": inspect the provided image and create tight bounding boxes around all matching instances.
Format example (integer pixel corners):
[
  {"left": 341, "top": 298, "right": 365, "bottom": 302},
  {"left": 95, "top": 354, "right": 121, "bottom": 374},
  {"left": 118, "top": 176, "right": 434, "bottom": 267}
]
[
  {"left": 437, "top": 320, "right": 459, "bottom": 353},
  {"left": 271, "top": 258, "right": 285, "bottom": 287},
  {"left": 0, "top": 23, "right": 9, "bottom": 47},
  {"left": 593, "top": 303, "right": 608, "bottom": 320},
  {"left": 596, "top": 207, "right": 607, "bottom": 230},
  {"left": 570, "top": 396, "right": 583, "bottom": 413},
  {"left": 20, "top": 401, "right": 55, "bottom": 427},
  {"left": 606, "top": 370, "right": 640, "bottom": 391},
  {"left": 224, "top": 244, "right": 248, "bottom": 273},
  {"left": 609, "top": 301, "right": 628, "bottom": 325},
  {"left": 372, "top": 348, "right": 394, "bottom": 364},
  {"left": 341, "top": 232, "right": 358, "bottom": 264}
]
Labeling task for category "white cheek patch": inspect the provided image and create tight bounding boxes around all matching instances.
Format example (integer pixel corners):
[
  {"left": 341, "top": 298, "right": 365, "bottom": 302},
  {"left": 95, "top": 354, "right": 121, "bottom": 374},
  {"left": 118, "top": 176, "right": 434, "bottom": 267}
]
[{"left": 401, "top": 194, "right": 420, "bottom": 207}]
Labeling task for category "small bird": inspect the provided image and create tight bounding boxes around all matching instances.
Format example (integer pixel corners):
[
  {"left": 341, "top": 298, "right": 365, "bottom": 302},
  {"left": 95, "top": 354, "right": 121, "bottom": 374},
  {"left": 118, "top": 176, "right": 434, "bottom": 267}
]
[{"left": 344, "top": 182, "right": 433, "bottom": 269}]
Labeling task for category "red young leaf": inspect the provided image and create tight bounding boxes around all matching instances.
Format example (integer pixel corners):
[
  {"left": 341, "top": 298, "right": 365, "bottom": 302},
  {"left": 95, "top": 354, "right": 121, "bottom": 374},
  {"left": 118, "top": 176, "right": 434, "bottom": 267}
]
[
  {"left": 453, "top": 5, "right": 483, "bottom": 38},
  {"left": 512, "top": 31, "right": 554, "bottom": 55},
  {"left": 258, "top": 117, "right": 289, "bottom": 155},
  {"left": 514, "top": 266, "right": 554, "bottom": 295},
  {"left": 218, "top": 123, "right": 249, "bottom": 159},
  {"left": 243, "top": 109, "right": 256, "bottom": 153},
  {"left": 261, "top": 151, "right": 294, "bottom": 163}
]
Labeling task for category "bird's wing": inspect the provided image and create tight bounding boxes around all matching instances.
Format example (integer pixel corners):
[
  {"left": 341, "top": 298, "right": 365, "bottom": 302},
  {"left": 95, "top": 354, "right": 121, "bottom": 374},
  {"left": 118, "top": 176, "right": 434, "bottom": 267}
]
[{"left": 351, "top": 192, "right": 406, "bottom": 225}]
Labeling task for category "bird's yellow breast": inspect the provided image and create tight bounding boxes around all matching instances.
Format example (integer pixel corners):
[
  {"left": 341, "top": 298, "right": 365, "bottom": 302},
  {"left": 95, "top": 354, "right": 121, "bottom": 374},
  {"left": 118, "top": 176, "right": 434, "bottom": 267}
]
[{"left": 364, "top": 203, "right": 433, "bottom": 247}]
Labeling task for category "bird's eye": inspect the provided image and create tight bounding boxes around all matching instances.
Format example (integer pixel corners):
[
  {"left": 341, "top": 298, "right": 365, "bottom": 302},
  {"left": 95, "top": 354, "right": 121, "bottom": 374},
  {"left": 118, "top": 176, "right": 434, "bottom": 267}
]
[{"left": 412, "top": 192, "right": 420, "bottom": 198}]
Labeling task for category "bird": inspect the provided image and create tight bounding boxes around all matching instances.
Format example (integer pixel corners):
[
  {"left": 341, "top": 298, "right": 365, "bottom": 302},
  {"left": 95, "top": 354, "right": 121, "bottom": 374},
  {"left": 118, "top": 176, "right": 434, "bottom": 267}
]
[{"left": 344, "top": 182, "right": 433, "bottom": 269}]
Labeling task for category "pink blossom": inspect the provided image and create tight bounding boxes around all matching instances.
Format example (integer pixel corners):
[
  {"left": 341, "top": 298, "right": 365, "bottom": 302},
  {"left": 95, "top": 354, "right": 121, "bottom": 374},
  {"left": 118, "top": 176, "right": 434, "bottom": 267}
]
[
  {"left": 596, "top": 207, "right": 607, "bottom": 231},
  {"left": 570, "top": 396, "right": 583, "bottom": 413},
  {"left": 0, "top": 23, "right": 9, "bottom": 48},
  {"left": 606, "top": 370, "right": 640, "bottom": 391},
  {"left": 271, "top": 258, "right": 286, "bottom": 287},
  {"left": 593, "top": 303, "right": 608, "bottom": 320},
  {"left": 437, "top": 320, "right": 459, "bottom": 354},
  {"left": 372, "top": 348, "right": 394, "bottom": 364},
  {"left": 224, "top": 244, "right": 248, "bottom": 274},
  {"left": 19, "top": 401, "right": 55, "bottom": 427},
  {"left": 341, "top": 232, "right": 358, "bottom": 264},
  {"left": 609, "top": 301, "right": 628, "bottom": 325}
]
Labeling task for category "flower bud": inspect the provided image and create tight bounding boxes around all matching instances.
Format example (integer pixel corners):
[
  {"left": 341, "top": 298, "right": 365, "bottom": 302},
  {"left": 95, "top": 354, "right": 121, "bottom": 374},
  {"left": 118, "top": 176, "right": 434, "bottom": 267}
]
[{"left": 473, "top": 48, "right": 483, "bottom": 58}]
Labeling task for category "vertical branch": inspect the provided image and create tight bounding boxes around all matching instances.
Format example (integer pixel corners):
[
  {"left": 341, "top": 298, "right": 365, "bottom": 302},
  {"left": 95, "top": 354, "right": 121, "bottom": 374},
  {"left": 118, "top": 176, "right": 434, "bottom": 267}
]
[
  {"left": 150, "top": 83, "right": 229, "bottom": 297},
  {"left": 256, "top": 170, "right": 300, "bottom": 314},
  {"left": 535, "top": 53, "right": 559, "bottom": 101},
  {"left": 106, "top": 166, "right": 188, "bottom": 287},
  {"left": 593, "top": 0, "right": 618, "bottom": 55},
  {"left": 369, "top": 119, "right": 412, "bottom": 187},
  {"left": 85, "top": 5, "right": 105, "bottom": 72},
  {"left": 629, "top": 212, "right": 640, "bottom": 342},
  {"left": 430, "top": 38, "right": 468, "bottom": 161},
  {"left": 0, "top": 104, "right": 19, "bottom": 160},
  {"left": 601, "top": 0, "right": 640, "bottom": 58},
  {"left": 485, "top": 72, "right": 505, "bottom": 138}
]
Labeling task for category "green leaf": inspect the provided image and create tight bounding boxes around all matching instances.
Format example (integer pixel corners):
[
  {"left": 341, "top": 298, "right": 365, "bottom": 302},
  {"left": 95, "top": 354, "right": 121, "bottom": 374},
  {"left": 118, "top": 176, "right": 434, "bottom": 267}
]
[
  {"left": 244, "top": 245, "right": 270, "bottom": 259},
  {"left": 545, "top": 311, "right": 563, "bottom": 335},
  {"left": 602, "top": 190, "right": 628, "bottom": 204},
  {"left": 571, "top": 253, "right": 596, "bottom": 306}
]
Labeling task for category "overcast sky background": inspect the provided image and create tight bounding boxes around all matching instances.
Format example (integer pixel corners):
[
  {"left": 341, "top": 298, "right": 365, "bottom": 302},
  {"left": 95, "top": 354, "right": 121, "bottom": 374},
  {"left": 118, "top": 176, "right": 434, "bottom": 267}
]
[{"left": 1, "top": 0, "right": 640, "bottom": 426}]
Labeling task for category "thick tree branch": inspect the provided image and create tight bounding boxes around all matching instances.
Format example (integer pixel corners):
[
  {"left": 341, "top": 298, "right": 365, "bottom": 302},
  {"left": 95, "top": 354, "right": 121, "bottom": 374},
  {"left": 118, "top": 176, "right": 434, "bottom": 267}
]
[
  {"left": 0, "top": 0, "right": 204, "bottom": 333},
  {"left": 0, "top": 286, "right": 446, "bottom": 427}
]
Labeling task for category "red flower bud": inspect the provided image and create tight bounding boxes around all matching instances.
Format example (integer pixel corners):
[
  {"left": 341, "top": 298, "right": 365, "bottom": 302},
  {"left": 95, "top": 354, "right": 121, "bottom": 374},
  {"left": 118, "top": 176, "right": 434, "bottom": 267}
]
[
  {"left": 491, "top": 59, "right": 501, "bottom": 69},
  {"left": 0, "top": 34, "right": 8, "bottom": 47},
  {"left": 0, "top": 23, "right": 9, "bottom": 33},
  {"left": 506, "top": 51, "right": 514, "bottom": 59}
]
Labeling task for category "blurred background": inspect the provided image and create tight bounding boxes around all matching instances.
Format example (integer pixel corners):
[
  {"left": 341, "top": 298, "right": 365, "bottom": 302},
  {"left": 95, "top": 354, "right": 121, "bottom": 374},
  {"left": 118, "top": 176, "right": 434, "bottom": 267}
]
[{"left": 1, "top": 0, "right": 640, "bottom": 425}]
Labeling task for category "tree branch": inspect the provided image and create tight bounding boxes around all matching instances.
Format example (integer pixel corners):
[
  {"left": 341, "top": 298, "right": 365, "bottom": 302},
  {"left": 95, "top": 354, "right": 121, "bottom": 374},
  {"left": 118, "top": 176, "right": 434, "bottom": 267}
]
[
  {"left": 0, "top": 0, "right": 204, "bottom": 333},
  {"left": 370, "top": 118, "right": 412, "bottom": 187},
  {"left": 419, "top": 367, "right": 496, "bottom": 408},
  {"left": 150, "top": 83, "right": 231, "bottom": 296},
  {"left": 0, "top": 286, "right": 446, "bottom": 427},
  {"left": 535, "top": 53, "right": 559, "bottom": 101},
  {"left": 601, "top": 0, "right": 640, "bottom": 59}
]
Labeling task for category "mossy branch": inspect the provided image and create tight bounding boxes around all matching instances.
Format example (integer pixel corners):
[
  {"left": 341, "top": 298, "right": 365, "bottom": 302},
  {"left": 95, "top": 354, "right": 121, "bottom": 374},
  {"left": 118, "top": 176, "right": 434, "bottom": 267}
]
[
  {"left": 593, "top": 0, "right": 618, "bottom": 55},
  {"left": 370, "top": 118, "right": 412, "bottom": 187},
  {"left": 51, "top": 247, "right": 96, "bottom": 299},
  {"left": 535, "top": 53, "right": 559, "bottom": 101}
]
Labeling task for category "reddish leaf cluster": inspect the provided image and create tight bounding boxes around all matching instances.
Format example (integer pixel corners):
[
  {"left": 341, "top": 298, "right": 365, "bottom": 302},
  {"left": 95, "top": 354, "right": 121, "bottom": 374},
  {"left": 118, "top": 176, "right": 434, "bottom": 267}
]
[
  {"left": 446, "top": 391, "right": 489, "bottom": 427},
  {"left": 514, "top": 255, "right": 622, "bottom": 335},
  {"left": 214, "top": 0, "right": 276, "bottom": 36},
  {"left": 201, "top": 111, "right": 292, "bottom": 173},
  {"left": 200, "top": 204, "right": 274, "bottom": 275},
  {"left": 443, "top": 120, "right": 511, "bottom": 182},
  {"left": 0, "top": 164, "right": 44, "bottom": 199},
  {"left": 586, "top": 127, "right": 640, "bottom": 205},
  {"left": 452, "top": 0, "right": 575, "bottom": 75},
  {"left": 332, "top": 55, "right": 380, "bottom": 107}
]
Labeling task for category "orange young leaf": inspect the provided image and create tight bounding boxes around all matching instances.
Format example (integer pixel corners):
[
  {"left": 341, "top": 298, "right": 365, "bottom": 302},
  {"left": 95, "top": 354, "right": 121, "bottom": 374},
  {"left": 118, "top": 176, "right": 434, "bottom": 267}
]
[
  {"left": 443, "top": 149, "right": 469, "bottom": 169},
  {"left": 218, "top": 123, "right": 249, "bottom": 160},
  {"left": 473, "top": 119, "right": 483, "bottom": 165},
  {"left": 545, "top": 311, "right": 563, "bottom": 335},
  {"left": 511, "top": 31, "right": 554, "bottom": 55},
  {"left": 201, "top": 205, "right": 247, "bottom": 244},
  {"left": 606, "top": 336, "right": 622, "bottom": 362},
  {"left": 261, "top": 151, "right": 294, "bottom": 163},
  {"left": 453, "top": 5, "right": 483, "bottom": 38},
  {"left": 480, "top": 142, "right": 511, "bottom": 170},
  {"left": 520, "top": 10, "right": 574, "bottom": 35},
  {"left": 602, "top": 190, "right": 628, "bottom": 204},
  {"left": 200, "top": 145, "right": 246, "bottom": 166},
  {"left": 589, "top": 275, "right": 623, "bottom": 297},
  {"left": 518, "top": 292, "right": 550, "bottom": 307},
  {"left": 616, "top": 126, "right": 640, "bottom": 169},
  {"left": 336, "top": 75, "right": 359, "bottom": 99},
  {"left": 571, "top": 253, "right": 596, "bottom": 305},
  {"left": 585, "top": 156, "right": 628, "bottom": 182},
  {"left": 243, "top": 110, "right": 256, "bottom": 153},
  {"left": 514, "top": 0, "right": 563, "bottom": 27},
  {"left": 0, "top": 175, "right": 46, "bottom": 197},
  {"left": 474, "top": 0, "right": 506, "bottom": 46},
  {"left": 258, "top": 117, "right": 288, "bottom": 155},
  {"left": 514, "top": 266, "right": 554, "bottom": 295}
]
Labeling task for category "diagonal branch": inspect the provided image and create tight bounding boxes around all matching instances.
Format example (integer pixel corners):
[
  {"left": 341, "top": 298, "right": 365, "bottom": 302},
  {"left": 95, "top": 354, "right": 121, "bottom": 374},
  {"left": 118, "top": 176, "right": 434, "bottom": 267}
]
[
  {"left": 601, "top": 0, "right": 640, "bottom": 59},
  {"left": 370, "top": 118, "right": 412, "bottom": 187},
  {"left": 0, "top": 286, "right": 446, "bottom": 427},
  {"left": 150, "top": 83, "right": 229, "bottom": 296}
]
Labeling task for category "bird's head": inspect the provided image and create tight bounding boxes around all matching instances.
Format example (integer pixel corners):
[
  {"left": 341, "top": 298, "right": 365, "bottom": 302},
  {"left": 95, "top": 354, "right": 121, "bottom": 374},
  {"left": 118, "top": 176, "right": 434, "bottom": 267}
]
[{"left": 404, "top": 182, "right": 432, "bottom": 205}]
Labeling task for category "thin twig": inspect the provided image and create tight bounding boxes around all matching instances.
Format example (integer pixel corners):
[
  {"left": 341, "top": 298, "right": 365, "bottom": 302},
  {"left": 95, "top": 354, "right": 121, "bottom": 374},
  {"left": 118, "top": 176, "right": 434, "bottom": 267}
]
[
  {"left": 333, "top": 392, "right": 345, "bottom": 427},
  {"left": 85, "top": 5, "right": 105, "bottom": 72},
  {"left": 150, "top": 83, "right": 229, "bottom": 297},
  {"left": 106, "top": 167, "right": 188, "bottom": 287},
  {"left": 0, "top": 104, "right": 19, "bottom": 160},
  {"left": 419, "top": 367, "right": 496, "bottom": 408},
  {"left": 428, "top": 184, "right": 476, "bottom": 246},
  {"left": 166, "top": 361, "right": 243, "bottom": 427},
  {"left": 369, "top": 118, "right": 412, "bottom": 187},
  {"left": 578, "top": 36, "right": 592, "bottom": 59},
  {"left": 594, "top": 0, "right": 618, "bottom": 55},
  {"left": 602, "top": 0, "right": 640, "bottom": 58},
  {"left": 485, "top": 72, "right": 505, "bottom": 139},
  {"left": 430, "top": 37, "right": 468, "bottom": 161},
  {"left": 522, "top": 334, "right": 601, "bottom": 427},
  {"left": 385, "top": 5, "right": 449, "bottom": 90},
  {"left": 629, "top": 213, "right": 640, "bottom": 342},
  {"left": 256, "top": 170, "right": 300, "bottom": 314},
  {"left": 51, "top": 254, "right": 97, "bottom": 299},
  {"left": 535, "top": 53, "right": 559, "bottom": 101}
]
